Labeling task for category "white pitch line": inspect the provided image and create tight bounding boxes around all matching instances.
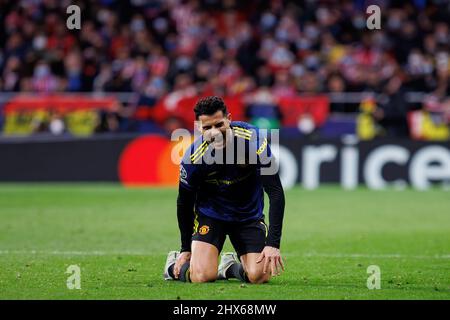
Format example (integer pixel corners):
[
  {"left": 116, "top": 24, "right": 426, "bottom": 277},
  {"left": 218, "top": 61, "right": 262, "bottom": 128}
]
[{"left": 0, "top": 250, "right": 449, "bottom": 260}]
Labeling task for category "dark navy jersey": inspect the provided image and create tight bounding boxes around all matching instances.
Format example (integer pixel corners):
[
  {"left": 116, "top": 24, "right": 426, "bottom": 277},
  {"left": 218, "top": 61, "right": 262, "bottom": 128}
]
[{"left": 179, "top": 121, "right": 273, "bottom": 222}]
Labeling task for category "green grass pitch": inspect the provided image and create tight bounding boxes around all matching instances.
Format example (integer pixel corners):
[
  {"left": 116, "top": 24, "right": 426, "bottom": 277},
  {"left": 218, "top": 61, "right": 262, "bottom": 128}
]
[{"left": 0, "top": 184, "right": 449, "bottom": 299}]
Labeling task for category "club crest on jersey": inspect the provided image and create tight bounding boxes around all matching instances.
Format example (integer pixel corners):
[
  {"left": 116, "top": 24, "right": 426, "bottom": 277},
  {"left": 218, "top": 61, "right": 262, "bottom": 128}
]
[{"left": 198, "top": 225, "right": 210, "bottom": 235}]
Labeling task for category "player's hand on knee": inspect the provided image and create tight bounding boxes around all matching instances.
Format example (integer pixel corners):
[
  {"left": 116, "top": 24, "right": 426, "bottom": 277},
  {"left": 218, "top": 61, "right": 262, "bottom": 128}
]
[
  {"left": 174, "top": 251, "right": 191, "bottom": 279},
  {"left": 256, "top": 246, "right": 285, "bottom": 276}
]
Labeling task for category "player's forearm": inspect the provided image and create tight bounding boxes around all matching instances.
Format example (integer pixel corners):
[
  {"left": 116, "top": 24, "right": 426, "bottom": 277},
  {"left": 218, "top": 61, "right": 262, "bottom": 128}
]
[
  {"left": 261, "top": 173, "right": 285, "bottom": 249},
  {"left": 176, "top": 185, "right": 196, "bottom": 252}
]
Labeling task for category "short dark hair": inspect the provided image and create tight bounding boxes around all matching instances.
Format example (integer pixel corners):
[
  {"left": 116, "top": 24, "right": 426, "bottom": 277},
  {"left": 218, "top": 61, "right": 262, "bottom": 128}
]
[{"left": 194, "top": 96, "right": 228, "bottom": 119}]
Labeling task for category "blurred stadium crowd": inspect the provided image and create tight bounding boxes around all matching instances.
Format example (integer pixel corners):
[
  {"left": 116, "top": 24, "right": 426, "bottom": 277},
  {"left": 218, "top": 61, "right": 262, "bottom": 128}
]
[{"left": 0, "top": 0, "right": 449, "bottom": 139}]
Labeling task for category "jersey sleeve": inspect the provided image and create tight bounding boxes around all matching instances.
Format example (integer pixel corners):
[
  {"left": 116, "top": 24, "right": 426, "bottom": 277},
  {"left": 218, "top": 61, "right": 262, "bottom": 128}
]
[
  {"left": 177, "top": 147, "right": 201, "bottom": 252},
  {"left": 179, "top": 150, "right": 201, "bottom": 191}
]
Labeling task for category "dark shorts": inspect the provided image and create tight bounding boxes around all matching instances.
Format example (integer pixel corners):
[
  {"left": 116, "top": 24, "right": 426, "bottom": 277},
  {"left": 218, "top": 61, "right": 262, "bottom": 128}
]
[{"left": 192, "top": 213, "right": 268, "bottom": 257}]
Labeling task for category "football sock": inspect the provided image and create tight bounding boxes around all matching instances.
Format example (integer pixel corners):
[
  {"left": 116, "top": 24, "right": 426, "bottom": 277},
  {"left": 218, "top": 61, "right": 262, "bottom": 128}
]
[
  {"left": 178, "top": 262, "right": 191, "bottom": 282},
  {"left": 168, "top": 262, "right": 190, "bottom": 282},
  {"left": 225, "top": 262, "right": 249, "bottom": 282},
  {"left": 168, "top": 264, "right": 176, "bottom": 279}
]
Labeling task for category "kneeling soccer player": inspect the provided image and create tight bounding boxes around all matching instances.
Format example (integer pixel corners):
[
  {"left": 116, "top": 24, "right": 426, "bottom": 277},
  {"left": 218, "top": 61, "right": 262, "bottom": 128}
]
[{"left": 163, "top": 96, "right": 285, "bottom": 284}]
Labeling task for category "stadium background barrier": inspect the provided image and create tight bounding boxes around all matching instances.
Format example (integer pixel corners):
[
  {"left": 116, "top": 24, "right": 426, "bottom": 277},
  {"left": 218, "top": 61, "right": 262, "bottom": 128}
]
[
  {"left": 0, "top": 91, "right": 428, "bottom": 106},
  {"left": 2, "top": 92, "right": 445, "bottom": 140},
  {"left": 1, "top": 134, "right": 449, "bottom": 190}
]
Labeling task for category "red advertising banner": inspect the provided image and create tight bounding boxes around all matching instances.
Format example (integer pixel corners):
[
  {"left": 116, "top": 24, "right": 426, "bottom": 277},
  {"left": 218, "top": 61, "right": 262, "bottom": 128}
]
[
  {"left": 278, "top": 95, "right": 329, "bottom": 127},
  {"left": 151, "top": 95, "right": 246, "bottom": 129},
  {"left": 3, "top": 95, "right": 117, "bottom": 113},
  {"left": 151, "top": 95, "right": 329, "bottom": 129},
  {"left": 2, "top": 95, "right": 118, "bottom": 136}
]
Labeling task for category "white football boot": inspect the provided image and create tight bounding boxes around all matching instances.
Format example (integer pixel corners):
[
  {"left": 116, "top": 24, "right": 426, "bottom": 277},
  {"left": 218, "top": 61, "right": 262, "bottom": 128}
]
[
  {"left": 163, "top": 251, "right": 179, "bottom": 280},
  {"left": 217, "top": 252, "right": 240, "bottom": 280}
]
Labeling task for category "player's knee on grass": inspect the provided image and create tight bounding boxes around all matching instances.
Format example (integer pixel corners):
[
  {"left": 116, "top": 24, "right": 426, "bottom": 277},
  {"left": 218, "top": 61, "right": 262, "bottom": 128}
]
[
  {"left": 245, "top": 265, "right": 270, "bottom": 284},
  {"left": 190, "top": 266, "right": 217, "bottom": 283}
]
